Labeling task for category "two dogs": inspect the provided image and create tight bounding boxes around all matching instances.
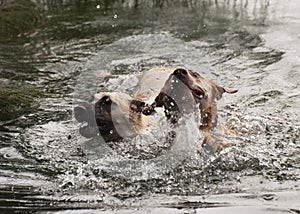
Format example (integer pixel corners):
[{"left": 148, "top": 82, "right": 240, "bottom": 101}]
[{"left": 74, "top": 68, "right": 237, "bottom": 152}]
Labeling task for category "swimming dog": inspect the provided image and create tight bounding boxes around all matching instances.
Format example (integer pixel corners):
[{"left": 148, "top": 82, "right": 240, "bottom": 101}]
[
  {"left": 141, "top": 68, "right": 238, "bottom": 152},
  {"left": 74, "top": 68, "right": 173, "bottom": 141},
  {"left": 74, "top": 68, "right": 237, "bottom": 151}
]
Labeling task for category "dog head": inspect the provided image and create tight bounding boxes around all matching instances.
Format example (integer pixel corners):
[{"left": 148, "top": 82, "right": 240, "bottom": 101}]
[
  {"left": 74, "top": 92, "right": 148, "bottom": 141},
  {"left": 145, "top": 68, "right": 238, "bottom": 130}
]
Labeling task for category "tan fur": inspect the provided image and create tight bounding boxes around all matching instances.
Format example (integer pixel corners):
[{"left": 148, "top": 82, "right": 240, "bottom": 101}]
[
  {"left": 131, "top": 68, "right": 174, "bottom": 134},
  {"left": 76, "top": 67, "right": 237, "bottom": 152},
  {"left": 82, "top": 68, "right": 173, "bottom": 140},
  {"left": 133, "top": 68, "right": 174, "bottom": 102},
  {"left": 140, "top": 68, "right": 238, "bottom": 152},
  {"left": 93, "top": 92, "right": 149, "bottom": 138}
]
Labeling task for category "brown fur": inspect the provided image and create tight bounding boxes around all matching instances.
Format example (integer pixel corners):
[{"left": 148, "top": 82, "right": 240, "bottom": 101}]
[
  {"left": 75, "top": 67, "right": 237, "bottom": 152},
  {"left": 74, "top": 68, "right": 173, "bottom": 140},
  {"left": 141, "top": 68, "right": 238, "bottom": 152}
]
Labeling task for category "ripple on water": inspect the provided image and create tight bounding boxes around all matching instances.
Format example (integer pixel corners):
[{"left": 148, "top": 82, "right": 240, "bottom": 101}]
[{"left": 2, "top": 30, "right": 298, "bottom": 211}]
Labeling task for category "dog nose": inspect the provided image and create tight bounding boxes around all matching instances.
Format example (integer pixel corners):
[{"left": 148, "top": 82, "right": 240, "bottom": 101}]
[
  {"left": 173, "top": 68, "right": 188, "bottom": 76},
  {"left": 74, "top": 105, "right": 88, "bottom": 122}
]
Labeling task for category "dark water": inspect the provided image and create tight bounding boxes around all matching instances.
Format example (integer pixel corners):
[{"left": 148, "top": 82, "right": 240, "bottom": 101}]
[{"left": 0, "top": 0, "right": 299, "bottom": 213}]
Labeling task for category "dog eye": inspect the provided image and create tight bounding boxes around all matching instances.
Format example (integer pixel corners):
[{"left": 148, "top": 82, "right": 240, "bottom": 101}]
[
  {"left": 192, "top": 72, "right": 201, "bottom": 78},
  {"left": 193, "top": 89, "right": 205, "bottom": 98}
]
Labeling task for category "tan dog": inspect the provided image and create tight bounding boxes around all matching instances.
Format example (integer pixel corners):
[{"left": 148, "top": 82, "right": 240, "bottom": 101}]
[
  {"left": 142, "top": 68, "right": 238, "bottom": 152},
  {"left": 74, "top": 68, "right": 237, "bottom": 152},
  {"left": 74, "top": 68, "right": 173, "bottom": 141}
]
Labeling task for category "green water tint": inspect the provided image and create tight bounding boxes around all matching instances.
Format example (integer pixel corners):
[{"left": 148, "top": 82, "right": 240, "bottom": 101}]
[
  {"left": 0, "top": 0, "right": 267, "bottom": 42},
  {"left": 0, "top": 82, "right": 45, "bottom": 121},
  {"left": 0, "top": 0, "right": 267, "bottom": 123},
  {"left": 1, "top": 1, "right": 298, "bottom": 212},
  {"left": 0, "top": 0, "right": 42, "bottom": 39}
]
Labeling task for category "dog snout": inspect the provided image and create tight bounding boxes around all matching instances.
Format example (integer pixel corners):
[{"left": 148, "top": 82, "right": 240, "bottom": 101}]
[
  {"left": 173, "top": 68, "right": 188, "bottom": 77},
  {"left": 74, "top": 104, "right": 89, "bottom": 122}
]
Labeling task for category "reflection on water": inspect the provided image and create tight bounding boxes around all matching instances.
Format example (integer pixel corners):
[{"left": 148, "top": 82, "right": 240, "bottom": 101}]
[{"left": 0, "top": 0, "right": 299, "bottom": 213}]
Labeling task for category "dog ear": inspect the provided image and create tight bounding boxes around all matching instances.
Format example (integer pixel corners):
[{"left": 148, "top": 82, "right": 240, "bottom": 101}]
[
  {"left": 223, "top": 87, "right": 238, "bottom": 94},
  {"left": 214, "top": 85, "right": 238, "bottom": 100},
  {"left": 130, "top": 100, "right": 147, "bottom": 113}
]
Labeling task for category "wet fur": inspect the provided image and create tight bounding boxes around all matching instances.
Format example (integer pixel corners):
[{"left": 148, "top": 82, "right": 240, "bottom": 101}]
[
  {"left": 75, "top": 67, "right": 237, "bottom": 152},
  {"left": 141, "top": 68, "right": 238, "bottom": 152},
  {"left": 76, "top": 68, "right": 173, "bottom": 141}
]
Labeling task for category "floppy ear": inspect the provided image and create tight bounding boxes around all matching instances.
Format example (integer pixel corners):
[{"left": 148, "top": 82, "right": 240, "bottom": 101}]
[
  {"left": 215, "top": 85, "right": 238, "bottom": 100},
  {"left": 130, "top": 100, "right": 147, "bottom": 113}
]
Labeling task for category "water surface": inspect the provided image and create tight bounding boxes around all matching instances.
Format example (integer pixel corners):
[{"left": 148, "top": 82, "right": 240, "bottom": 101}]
[{"left": 0, "top": 0, "right": 299, "bottom": 213}]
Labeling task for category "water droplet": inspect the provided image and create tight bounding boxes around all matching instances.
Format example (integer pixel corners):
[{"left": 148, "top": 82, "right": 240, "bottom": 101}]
[
  {"left": 182, "top": 96, "right": 186, "bottom": 100},
  {"left": 113, "top": 14, "right": 118, "bottom": 19},
  {"left": 96, "top": 4, "right": 100, "bottom": 9},
  {"left": 110, "top": 130, "right": 113, "bottom": 134},
  {"left": 170, "top": 102, "right": 174, "bottom": 106}
]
